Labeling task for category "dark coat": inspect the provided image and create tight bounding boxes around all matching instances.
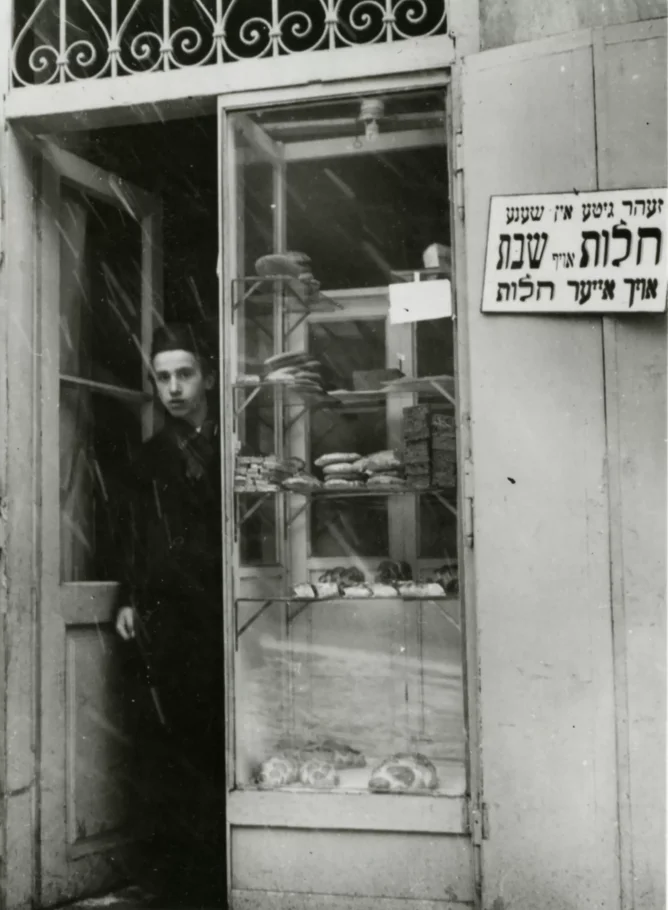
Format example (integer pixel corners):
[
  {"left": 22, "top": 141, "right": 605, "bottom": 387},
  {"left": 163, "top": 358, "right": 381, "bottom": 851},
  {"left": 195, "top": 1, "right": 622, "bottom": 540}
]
[
  {"left": 118, "top": 411, "right": 226, "bottom": 902},
  {"left": 119, "top": 413, "right": 224, "bottom": 775}
]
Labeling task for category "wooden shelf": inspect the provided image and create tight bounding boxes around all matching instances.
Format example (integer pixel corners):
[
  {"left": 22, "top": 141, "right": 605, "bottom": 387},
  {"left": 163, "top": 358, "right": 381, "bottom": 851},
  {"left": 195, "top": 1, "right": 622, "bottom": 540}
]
[
  {"left": 233, "top": 373, "right": 456, "bottom": 415},
  {"left": 235, "top": 593, "right": 461, "bottom": 640}
]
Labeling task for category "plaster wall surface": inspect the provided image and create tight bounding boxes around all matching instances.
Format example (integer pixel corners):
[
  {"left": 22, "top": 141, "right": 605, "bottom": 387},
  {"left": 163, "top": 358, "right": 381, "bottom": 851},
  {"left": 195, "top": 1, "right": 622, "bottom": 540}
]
[{"left": 480, "top": 0, "right": 667, "bottom": 49}]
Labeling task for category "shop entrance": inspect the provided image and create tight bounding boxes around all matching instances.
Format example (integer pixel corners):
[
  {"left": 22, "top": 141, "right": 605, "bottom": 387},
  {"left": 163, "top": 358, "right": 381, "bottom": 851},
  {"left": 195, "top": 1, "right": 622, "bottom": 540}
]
[
  {"left": 35, "top": 81, "right": 476, "bottom": 907},
  {"left": 36, "top": 115, "right": 220, "bottom": 906}
]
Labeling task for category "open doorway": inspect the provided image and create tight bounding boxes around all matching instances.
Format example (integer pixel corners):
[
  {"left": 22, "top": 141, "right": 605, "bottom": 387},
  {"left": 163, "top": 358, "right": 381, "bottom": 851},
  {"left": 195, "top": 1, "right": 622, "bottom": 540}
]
[{"left": 37, "top": 114, "right": 224, "bottom": 907}]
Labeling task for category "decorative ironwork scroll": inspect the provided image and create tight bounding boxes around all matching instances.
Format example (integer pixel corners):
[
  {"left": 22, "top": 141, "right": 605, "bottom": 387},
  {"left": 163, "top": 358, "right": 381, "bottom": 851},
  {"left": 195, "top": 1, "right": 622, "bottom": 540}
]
[{"left": 12, "top": 0, "right": 448, "bottom": 87}]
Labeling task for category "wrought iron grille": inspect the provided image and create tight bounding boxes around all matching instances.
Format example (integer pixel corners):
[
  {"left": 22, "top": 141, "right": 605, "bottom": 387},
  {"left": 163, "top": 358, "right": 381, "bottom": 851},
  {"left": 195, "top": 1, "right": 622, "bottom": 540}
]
[{"left": 12, "top": 0, "right": 448, "bottom": 87}]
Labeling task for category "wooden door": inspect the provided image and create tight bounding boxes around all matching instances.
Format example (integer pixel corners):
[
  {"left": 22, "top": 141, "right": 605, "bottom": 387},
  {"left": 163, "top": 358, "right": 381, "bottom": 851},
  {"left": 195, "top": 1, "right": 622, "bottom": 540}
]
[
  {"left": 461, "top": 33, "right": 621, "bottom": 910},
  {"left": 594, "top": 20, "right": 667, "bottom": 910},
  {"left": 38, "top": 141, "right": 162, "bottom": 906}
]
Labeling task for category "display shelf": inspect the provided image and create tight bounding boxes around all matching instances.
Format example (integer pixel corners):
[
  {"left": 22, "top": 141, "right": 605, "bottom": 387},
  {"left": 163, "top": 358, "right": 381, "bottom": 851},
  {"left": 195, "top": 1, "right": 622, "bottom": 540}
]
[
  {"left": 232, "top": 275, "right": 343, "bottom": 315},
  {"left": 233, "top": 373, "right": 456, "bottom": 418},
  {"left": 234, "top": 487, "right": 457, "bottom": 528},
  {"left": 235, "top": 593, "right": 461, "bottom": 641},
  {"left": 381, "top": 374, "right": 455, "bottom": 405}
]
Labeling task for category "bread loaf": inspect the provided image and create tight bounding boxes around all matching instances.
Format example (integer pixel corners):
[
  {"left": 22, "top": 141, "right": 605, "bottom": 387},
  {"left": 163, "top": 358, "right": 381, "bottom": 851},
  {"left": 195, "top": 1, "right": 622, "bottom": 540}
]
[{"left": 368, "top": 753, "right": 438, "bottom": 792}]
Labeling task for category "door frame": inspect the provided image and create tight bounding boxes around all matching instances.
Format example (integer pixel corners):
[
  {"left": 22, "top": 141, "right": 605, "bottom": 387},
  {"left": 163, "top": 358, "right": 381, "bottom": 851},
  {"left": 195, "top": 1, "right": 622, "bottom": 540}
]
[{"left": 1, "top": 44, "right": 479, "bottom": 910}]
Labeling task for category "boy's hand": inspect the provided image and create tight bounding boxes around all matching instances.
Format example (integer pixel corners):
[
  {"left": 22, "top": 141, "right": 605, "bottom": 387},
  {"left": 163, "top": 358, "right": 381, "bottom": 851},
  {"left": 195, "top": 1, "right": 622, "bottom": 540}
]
[{"left": 116, "top": 606, "right": 136, "bottom": 640}]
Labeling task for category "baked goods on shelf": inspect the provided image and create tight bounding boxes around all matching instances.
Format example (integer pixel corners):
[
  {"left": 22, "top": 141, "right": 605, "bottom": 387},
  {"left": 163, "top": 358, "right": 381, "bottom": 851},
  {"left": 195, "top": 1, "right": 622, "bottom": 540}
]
[
  {"left": 254, "top": 738, "right": 366, "bottom": 789},
  {"left": 256, "top": 753, "right": 301, "bottom": 789},
  {"left": 298, "top": 760, "right": 339, "bottom": 789},
  {"left": 234, "top": 455, "right": 299, "bottom": 492},
  {"left": 300, "top": 739, "right": 367, "bottom": 769},
  {"left": 255, "top": 252, "right": 319, "bottom": 291},
  {"left": 263, "top": 352, "right": 328, "bottom": 394},
  {"left": 375, "top": 559, "right": 413, "bottom": 584},
  {"left": 282, "top": 472, "right": 323, "bottom": 492},
  {"left": 315, "top": 452, "right": 362, "bottom": 468},
  {"left": 368, "top": 752, "right": 439, "bottom": 793}
]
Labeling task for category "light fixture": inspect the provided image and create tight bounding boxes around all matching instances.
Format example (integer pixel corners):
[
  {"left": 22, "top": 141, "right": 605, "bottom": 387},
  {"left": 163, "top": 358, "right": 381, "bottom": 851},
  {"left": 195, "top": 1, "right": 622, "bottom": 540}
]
[{"left": 359, "top": 98, "right": 385, "bottom": 142}]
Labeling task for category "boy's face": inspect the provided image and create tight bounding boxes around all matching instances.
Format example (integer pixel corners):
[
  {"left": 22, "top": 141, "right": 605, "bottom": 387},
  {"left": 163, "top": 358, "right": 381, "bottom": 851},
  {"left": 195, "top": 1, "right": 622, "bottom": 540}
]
[{"left": 152, "top": 350, "right": 214, "bottom": 426}]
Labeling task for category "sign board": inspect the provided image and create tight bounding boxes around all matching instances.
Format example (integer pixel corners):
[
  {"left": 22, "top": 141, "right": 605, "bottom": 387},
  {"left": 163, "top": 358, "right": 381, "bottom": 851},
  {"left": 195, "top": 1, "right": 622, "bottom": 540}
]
[
  {"left": 481, "top": 188, "right": 667, "bottom": 314},
  {"left": 389, "top": 277, "right": 452, "bottom": 324}
]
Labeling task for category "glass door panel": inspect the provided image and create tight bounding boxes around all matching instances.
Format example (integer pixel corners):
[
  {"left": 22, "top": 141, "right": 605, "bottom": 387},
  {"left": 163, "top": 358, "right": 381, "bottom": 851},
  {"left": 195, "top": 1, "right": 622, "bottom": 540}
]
[{"left": 223, "top": 90, "right": 465, "bottom": 797}]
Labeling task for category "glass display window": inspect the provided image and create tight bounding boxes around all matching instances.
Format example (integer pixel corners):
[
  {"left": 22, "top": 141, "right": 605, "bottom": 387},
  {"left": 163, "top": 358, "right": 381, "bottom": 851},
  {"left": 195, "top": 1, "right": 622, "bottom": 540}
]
[{"left": 224, "top": 89, "right": 465, "bottom": 797}]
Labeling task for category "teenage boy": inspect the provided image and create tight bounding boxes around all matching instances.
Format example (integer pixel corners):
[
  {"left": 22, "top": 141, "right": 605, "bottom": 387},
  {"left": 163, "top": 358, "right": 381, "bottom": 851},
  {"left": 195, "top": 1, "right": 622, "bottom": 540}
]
[{"left": 116, "top": 322, "right": 224, "bottom": 907}]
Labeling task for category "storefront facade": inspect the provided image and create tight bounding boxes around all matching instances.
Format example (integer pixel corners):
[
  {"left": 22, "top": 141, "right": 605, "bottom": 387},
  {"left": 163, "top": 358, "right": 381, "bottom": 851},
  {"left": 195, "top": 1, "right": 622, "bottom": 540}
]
[{"left": 0, "top": 3, "right": 665, "bottom": 910}]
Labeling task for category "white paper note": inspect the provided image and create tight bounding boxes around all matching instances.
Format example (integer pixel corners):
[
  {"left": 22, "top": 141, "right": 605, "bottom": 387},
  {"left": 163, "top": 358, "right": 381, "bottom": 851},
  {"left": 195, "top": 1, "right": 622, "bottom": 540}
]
[{"left": 389, "top": 277, "right": 453, "bottom": 324}]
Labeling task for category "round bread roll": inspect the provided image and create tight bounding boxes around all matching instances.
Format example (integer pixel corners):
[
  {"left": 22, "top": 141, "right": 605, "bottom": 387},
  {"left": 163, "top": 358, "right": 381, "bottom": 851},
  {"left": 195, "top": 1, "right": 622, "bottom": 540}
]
[
  {"left": 368, "top": 753, "right": 438, "bottom": 792},
  {"left": 298, "top": 759, "right": 339, "bottom": 789},
  {"left": 375, "top": 560, "right": 413, "bottom": 583},
  {"left": 257, "top": 753, "right": 301, "bottom": 789},
  {"left": 315, "top": 452, "right": 362, "bottom": 468},
  {"left": 339, "top": 566, "right": 365, "bottom": 585}
]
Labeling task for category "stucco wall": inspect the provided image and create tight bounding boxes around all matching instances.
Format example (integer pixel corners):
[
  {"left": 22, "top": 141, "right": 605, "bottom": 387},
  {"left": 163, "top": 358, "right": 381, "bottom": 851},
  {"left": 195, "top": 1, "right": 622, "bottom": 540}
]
[{"left": 480, "top": 0, "right": 667, "bottom": 49}]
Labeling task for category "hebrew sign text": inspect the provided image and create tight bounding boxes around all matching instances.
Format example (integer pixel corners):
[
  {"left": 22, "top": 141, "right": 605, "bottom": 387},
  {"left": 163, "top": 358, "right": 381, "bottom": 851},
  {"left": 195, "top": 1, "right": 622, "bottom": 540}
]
[{"left": 482, "top": 188, "right": 667, "bottom": 314}]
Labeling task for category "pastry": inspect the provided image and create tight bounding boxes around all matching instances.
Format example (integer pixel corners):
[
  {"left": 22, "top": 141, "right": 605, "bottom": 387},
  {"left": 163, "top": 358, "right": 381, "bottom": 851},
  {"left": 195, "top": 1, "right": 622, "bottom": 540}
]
[
  {"left": 323, "top": 462, "right": 366, "bottom": 477},
  {"left": 368, "top": 753, "right": 439, "bottom": 792},
  {"left": 298, "top": 759, "right": 339, "bottom": 789},
  {"left": 314, "top": 581, "right": 340, "bottom": 598},
  {"left": 371, "top": 582, "right": 401, "bottom": 597},
  {"left": 431, "top": 414, "right": 456, "bottom": 433},
  {"left": 293, "top": 371, "right": 323, "bottom": 383},
  {"left": 343, "top": 583, "right": 374, "bottom": 598},
  {"left": 404, "top": 439, "right": 430, "bottom": 464},
  {"left": 403, "top": 405, "right": 431, "bottom": 441},
  {"left": 264, "top": 351, "right": 311, "bottom": 370},
  {"left": 362, "top": 450, "right": 404, "bottom": 473},
  {"left": 367, "top": 475, "right": 407, "bottom": 489},
  {"left": 291, "top": 583, "right": 318, "bottom": 599},
  {"left": 256, "top": 252, "right": 311, "bottom": 279},
  {"left": 324, "top": 479, "right": 366, "bottom": 489},
  {"left": 375, "top": 560, "right": 413, "bottom": 583},
  {"left": 256, "top": 753, "right": 301, "bottom": 789},
  {"left": 283, "top": 474, "right": 323, "bottom": 491},
  {"left": 339, "top": 567, "right": 365, "bottom": 585},
  {"left": 266, "top": 370, "right": 299, "bottom": 383},
  {"left": 315, "top": 452, "right": 362, "bottom": 468}
]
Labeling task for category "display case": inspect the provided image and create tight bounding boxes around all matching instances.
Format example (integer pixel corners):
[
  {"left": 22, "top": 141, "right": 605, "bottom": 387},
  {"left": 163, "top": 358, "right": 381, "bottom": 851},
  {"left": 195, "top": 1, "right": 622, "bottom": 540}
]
[{"left": 221, "top": 91, "right": 469, "bottom": 825}]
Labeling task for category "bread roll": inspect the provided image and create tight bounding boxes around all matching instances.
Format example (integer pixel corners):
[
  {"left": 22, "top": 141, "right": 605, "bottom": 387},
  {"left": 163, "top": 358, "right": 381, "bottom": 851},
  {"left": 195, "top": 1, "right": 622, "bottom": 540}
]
[
  {"left": 257, "top": 754, "right": 301, "bottom": 788},
  {"left": 368, "top": 753, "right": 438, "bottom": 792},
  {"left": 315, "top": 452, "right": 362, "bottom": 468}
]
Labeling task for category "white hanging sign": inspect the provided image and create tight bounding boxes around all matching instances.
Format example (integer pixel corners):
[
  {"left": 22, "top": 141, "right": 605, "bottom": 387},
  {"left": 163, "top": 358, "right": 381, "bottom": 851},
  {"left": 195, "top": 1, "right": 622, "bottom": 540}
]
[
  {"left": 389, "top": 277, "right": 452, "bottom": 324},
  {"left": 481, "top": 188, "right": 667, "bottom": 314}
]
